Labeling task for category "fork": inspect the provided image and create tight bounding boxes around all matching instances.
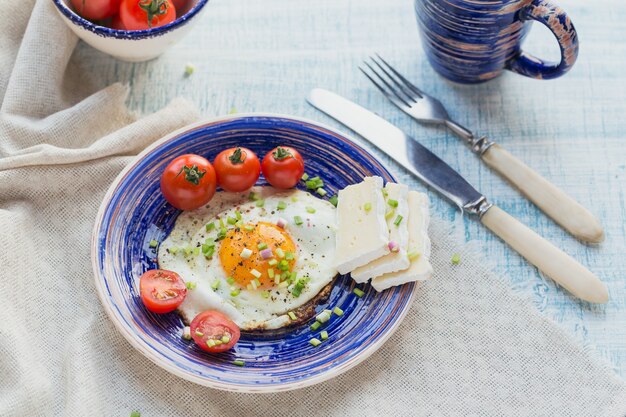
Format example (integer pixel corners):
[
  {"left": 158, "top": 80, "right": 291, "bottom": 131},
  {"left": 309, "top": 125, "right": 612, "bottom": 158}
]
[{"left": 360, "top": 55, "right": 604, "bottom": 244}]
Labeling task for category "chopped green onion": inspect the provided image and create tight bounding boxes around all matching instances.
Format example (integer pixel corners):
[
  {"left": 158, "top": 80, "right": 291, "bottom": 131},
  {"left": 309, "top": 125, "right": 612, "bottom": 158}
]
[
  {"left": 257, "top": 242, "right": 268, "bottom": 250},
  {"left": 291, "top": 277, "right": 307, "bottom": 297},
  {"left": 184, "top": 63, "right": 195, "bottom": 76},
  {"left": 215, "top": 227, "right": 227, "bottom": 241},
  {"left": 182, "top": 326, "right": 191, "bottom": 340},
  {"left": 285, "top": 251, "right": 295, "bottom": 260},
  {"left": 202, "top": 243, "right": 214, "bottom": 254},
  {"left": 240, "top": 248, "right": 253, "bottom": 259},
  {"left": 268, "top": 268, "right": 275, "bottom": 279},
  {"left": 290, "top": 271, "right": 298, "bottom": 281},
  {"left": 451, "top": 253, "right": 461, "bottom": 265},
  {"left": 227, "top": 276, "right": 235, "bottom": 285},
  {"left": 305, "top": 178, "right": 323, "bottom": 190},
  {"left": 219, "top": 218, "right": 225, "bottom": 228},
  {"left": 278, "top": 260, "right": 289, "bottom": 271},
  {"left": 316, "top": 311, "right": 331, "bottom": 323},
  {"left": 250, "top": 269, "right": 262, "bottom": 279},
  {"left": 310, "top": 321, "right": 321, "bottom": 331},
  {"left": 291, "top": 196, "right": 298, "bottom": 202},
  {"left": 232, "top": 360, "right": 245, "bottom": 367},
  {"left": 206, "top": 339, "right": 216, "bottom": 347},
  {"left": 408, "top": 251, "right": 421, "bottom": 261},
  {"left": 320, "top": 330, "right": 328, "bottom": 341},
  {"left": 333, "top": 306, "right": 344, "bottom": 316},
  {"left": 211, "top": 280, "right": 220, "bottom": 290},
  {"left": 294, "top": 216, "right": 304, "bottom": 226},
  {"left": 301, "top": 173, "right": 309, "bottom": 181},
  {"left": 235, "top": 211, "right": 242, "bottom": 220},
  {"left": 185, "top": 281, "right": 197, "bottom": 290},
  {"left": 192, "top": 247, "right": 201, "bottom": 256},
  {"left": 382, "top": 188, "right": 388, "bottom": 197},
  {"left": 204, "top": 246, "right": 215, "bottom": 259},
  {"left": 276, "top": 248, "right": 285, "bottom": 258},
  {"left": 278, "top": 280, "right": 289, "bottom": 288},
  {"left": 130, "top": 411, "right": 141, "bottom": 417},
  {"left": 306, "top": 206, "right": 316, "bottom": 214},
  {"left": 309, "top": 338, "right": 322, "bottom": 347},
  {"left": 288, "top": 311, "right": 297, "bottom": 321},
  {"left": 227, "top": 216, "right": 237, "bottom": 225},
  {"left": 385, "top": 209, "right": 395, "bottom": 220},
  {"left": 244, "top": 224, "right": 255, "bottom": 232},
  {"left": 183, "top": 246, "right": 193, "bottom": 257},
  {"left": 229, "top": 107, "right": 238, "bottom": 114},
  {"left": 149, "top": 239, "right": 158, "bottom": 248},
  {"left": 363, "top": 202, "right": 372, "bottom": 212},
  {"left": 249, "top": 191, "right": 260, "bottom": 201},
  {"left": 235, "top": 221, "right": 243, "bottom": 228},
  {"left": 195, "top": 330, "right": 204, "bottom": 337},
  {"left": 230, "top": 288, "right": 240, "bottom": 297},
  {"left": 329, "top": 195, "right": 338, "bottom": 207},
  {"left": 394, "top": 215, "right": 403, "bottom": 226},
  {"left": 261, "top": 291, "right": 270, "bottom": 298},
  {"left": 168, "top": 246, "right": 179, "bottom": 255},
  {"left": 353, "top": 288, "right": 365, "bottom": 297},
  {"left": 388, "top": 199, "right": 399, "bottom": 208},
  {"left": 268, "top": 259, "right": 278, "bottom": 266},
  {"left": 221, "top": 335, "right": 231, "bottom": 343},
  {"left": 206, "top": 222, "right": 216, "bottom": 232},
  {"left": 277, "top": 201, "right": 287, "bottom": 210},
  {"left": 316, "top": 188, "right": 327, "bottom": 196},
  {"left": 255, "top": 199, "right": 265, "bottom": 208}
]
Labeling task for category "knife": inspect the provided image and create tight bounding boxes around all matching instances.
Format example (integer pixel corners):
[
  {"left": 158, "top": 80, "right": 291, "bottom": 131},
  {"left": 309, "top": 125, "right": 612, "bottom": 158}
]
[{"left": 307, "top": 88, "right": 608, "bottom": 304}]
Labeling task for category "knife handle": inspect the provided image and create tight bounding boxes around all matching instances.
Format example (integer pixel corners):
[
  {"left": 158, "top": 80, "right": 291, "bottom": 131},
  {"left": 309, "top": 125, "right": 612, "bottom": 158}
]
[
  {"left": 480, "top": 204, "right": 608, "bottom": 304},
  {"left": 481, "top": 144, "right": 604, "bottom": 244}
]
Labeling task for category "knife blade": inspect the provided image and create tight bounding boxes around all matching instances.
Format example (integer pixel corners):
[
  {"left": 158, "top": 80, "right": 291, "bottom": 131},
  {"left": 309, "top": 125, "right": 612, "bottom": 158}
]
[
  {"left": 307, "top": 88, "right": 487, "bottom": 214},
  {"left": 307, "top": 88, "right": 609, "bottom": 304}
]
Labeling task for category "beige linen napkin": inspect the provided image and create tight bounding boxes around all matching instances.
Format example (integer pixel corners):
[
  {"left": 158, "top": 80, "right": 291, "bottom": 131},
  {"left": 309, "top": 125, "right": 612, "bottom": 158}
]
[{"left": 1, "top": 1, "right": 626, "bottom": 416}]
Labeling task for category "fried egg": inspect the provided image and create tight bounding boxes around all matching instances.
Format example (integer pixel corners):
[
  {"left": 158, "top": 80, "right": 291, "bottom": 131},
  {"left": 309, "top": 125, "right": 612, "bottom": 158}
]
[{"left": 158, "top": 187, "right": 337, "bottom": 330}]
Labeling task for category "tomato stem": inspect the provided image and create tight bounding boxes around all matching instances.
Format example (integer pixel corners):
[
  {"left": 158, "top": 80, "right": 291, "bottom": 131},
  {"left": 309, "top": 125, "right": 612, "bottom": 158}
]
[
  {"left": 228, "top": 148, "right": 247, "bottom": 164},
  {"left": 138, "top": 0, "right": 169, "bottom": 28},
  {"left": 177, "top": 164, "right": 206, "bottom": 185},
  {"left": 272, "top": 147, "right": 292, "bottom": 160}
]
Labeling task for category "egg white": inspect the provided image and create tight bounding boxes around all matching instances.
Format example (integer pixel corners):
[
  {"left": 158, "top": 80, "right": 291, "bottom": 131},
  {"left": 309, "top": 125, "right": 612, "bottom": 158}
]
[{"left": 158, "top": 187, "right": 337, "bottom": 330}]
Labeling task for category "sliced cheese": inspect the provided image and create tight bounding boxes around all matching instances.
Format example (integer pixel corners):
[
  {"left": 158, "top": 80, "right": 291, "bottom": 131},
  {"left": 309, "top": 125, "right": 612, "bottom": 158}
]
[
  {"left": 351, "top": 182, "right": 410, "bottom": 283},
  {"left": 371, "top": 191, "right": 432, "bottom": 291},
  {"left": 334, "top": 176, "right": 389, "bottom": 275}
]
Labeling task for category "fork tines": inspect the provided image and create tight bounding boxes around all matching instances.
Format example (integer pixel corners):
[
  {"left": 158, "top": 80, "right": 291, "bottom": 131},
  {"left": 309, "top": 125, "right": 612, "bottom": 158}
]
[{"left": 359, "top": 55, "right": 424, "bottom": 108}]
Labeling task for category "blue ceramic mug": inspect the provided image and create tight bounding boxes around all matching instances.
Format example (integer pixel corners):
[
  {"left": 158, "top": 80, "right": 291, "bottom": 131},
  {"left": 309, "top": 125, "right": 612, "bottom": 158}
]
[{"left": 415, "top": 0, "right": 579, "bottom": 83}]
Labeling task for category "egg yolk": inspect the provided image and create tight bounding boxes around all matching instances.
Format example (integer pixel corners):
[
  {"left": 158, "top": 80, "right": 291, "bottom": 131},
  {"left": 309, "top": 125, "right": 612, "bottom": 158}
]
[{"left": 219, "top": 222, "right": 297, "bottom": 289}]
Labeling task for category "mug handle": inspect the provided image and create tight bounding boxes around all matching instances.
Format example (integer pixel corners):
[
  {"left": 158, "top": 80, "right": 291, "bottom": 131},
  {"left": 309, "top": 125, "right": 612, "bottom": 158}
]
[{"left": 507, "top": 0, "right": 579, "bottom": 79}]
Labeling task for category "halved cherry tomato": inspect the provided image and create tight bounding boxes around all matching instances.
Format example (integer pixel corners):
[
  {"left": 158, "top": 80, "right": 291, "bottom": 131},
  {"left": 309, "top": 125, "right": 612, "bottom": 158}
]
[
  {"left": 119, "top": 0, "right": 176, "bottom": 31},
  {"left": 190, "top": 310, "right": 241, "bottom": 353},
  {"left": 160, "top": 154, "right": 217, "bottom": 210},
  {"left": 110, "top": 14, "right": 126, "bottom": 30},
  {"left": 261, "top": 146, "right": 305, "bottom": 189},
  {"left": 139, "top": 269, "right": 187, "bottom": 314},
  {"left": 71, "top": 0, "right": 121, "bottom": 20},
  {"left": 213, "top": 147, "right": 261, "bottom": 192},
  {"left": 170, "top": 0, "right": 187, "bottom": 14}
]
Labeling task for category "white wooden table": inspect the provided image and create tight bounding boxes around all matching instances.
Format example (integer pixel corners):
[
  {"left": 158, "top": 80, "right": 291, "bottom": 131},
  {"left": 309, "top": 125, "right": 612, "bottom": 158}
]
[{"left": 74, "top": 0, "right": 626, "bottom": 377}]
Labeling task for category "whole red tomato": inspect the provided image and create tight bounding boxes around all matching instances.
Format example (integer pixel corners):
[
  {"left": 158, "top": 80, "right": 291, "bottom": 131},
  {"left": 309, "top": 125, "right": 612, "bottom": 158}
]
[
  {"left": 213, "top": 147, "right": 261, "bottom": 192},
  {"left": 119, "top": 0, "right": 176, "bottom": 30},
  {"left": 160, "top": 154, "right": 217, "bottom": 210},
  {"left": 190, "top": 310, "right": 241, "bottom": 353},
  {"left": 71, "top": 0, "right": 121, "bottom": 20},
  {"left": 261, "top": 146, "right": 305, "bottom": 189},
  {"left": 139, "top": 269, "right": 187, "bottom": 314}
]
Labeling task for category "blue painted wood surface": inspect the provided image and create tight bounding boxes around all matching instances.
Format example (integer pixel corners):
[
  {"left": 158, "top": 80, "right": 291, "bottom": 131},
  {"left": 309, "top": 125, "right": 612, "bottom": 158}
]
[{"left": 74, "top": 0, "right": 626, "bottom": 377}]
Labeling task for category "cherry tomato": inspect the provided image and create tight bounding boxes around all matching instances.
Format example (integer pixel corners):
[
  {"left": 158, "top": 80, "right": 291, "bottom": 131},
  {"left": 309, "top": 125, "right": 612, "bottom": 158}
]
[
  {"left": 213, "top": 147, "right": 261, "bottom": 192},
  {"left": 71, "top": 0, "right": 121, "bottom": 20},
  {"left": 119, "top": 0, "right": 176, "bottom": 31},
  {"left": 139, "top": 269, "right": 187, "bottom": 314},
  {"left": 190, "top": 310, "right": 241, "bottom": 353},
  {"left": 261, "top": 146, "right": 305, "bottom": 189},
  {"left": 160, "top": 154, "right": 217, "bottom": 210},
  {"left": 110, "top": 14, "right": 126, "bottom": 30}
]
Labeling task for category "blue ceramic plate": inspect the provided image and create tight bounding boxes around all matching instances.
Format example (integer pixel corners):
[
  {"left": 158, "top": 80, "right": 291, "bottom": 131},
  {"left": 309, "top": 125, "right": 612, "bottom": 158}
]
[{"left": 92, "top": 114, "right": 417, "bottom": 392}]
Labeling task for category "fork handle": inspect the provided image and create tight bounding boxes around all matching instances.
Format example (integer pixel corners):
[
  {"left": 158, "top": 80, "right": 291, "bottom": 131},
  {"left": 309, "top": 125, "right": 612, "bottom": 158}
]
[{"left": 481, "top": 144, "right": 604, "bottom": 243}]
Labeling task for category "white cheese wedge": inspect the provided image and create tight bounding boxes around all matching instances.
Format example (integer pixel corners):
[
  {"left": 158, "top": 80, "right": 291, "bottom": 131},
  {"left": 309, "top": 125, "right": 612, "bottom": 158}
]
[
  {"left": 334, "top": 176, "right": 389, "bottom": 275},
  {"left": 350, "top": 182, "right": 410, "bottom": 283},
  {"left": 371, "top": 191, "right": 433, "bottom": 291}
]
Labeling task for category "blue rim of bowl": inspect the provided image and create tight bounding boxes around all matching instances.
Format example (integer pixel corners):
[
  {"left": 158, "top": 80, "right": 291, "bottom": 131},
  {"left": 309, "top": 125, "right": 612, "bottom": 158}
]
[
  {"left": 92, "top": 113, "right": 418, "bottom": 392},
  {"left": 52, "top": 0, "right": 210, "bottom": 40}
]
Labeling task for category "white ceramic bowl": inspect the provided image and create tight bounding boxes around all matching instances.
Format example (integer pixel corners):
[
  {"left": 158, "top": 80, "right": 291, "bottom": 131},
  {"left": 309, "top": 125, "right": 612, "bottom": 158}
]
[{"left": 52, "top": 0, "right": 210, "bottom": 62}]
